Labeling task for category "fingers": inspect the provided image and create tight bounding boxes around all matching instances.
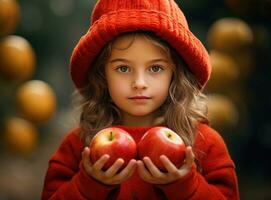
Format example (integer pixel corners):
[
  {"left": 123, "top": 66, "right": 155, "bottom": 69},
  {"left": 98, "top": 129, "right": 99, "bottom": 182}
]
[
  {"left": 125, "top": 161, "right": 137, "bottom": 179},
  {"left": 137, "top": 160, "right": 153, "bottom": 181},
  {"left": 142, "top": 157, "right": 162, "bottom": 177},
  {"left": 105, "top": 159, "right": 137, "bottom": 185},
  {"left": 82, "top": 147, "right": 92, "bottom": 168},
  {"left": 117, "top": 159, "right": 137, "bottom": 179},
  {"left": 160, "top": 155, "right": 179, "bottom": 174},
  {"left": 177, "top": 146, "right": 195, "bottom": 177},
  {"left": 92, "top": 154, "right": 110, "bottom": 171},
  {"left": 105, "top": 158, "right": 125, "bottom": 177},
  {"left": 184, "top": 146, "right": 195, "bottom": 168}
]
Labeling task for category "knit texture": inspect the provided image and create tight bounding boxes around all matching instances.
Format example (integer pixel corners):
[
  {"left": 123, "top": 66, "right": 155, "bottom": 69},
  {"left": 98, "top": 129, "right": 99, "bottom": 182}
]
[
  {"left": 41, "top": 124, "right": 240, "bottom": 200},
  {"left": 70, "top": 0, "right": 211, "bottom": 90}
]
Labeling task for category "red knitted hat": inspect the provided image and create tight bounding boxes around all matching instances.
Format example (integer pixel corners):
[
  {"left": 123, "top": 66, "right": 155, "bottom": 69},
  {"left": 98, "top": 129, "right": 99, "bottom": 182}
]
[{"left": 70, "top": 0, "right": 211, "bottom": 90}]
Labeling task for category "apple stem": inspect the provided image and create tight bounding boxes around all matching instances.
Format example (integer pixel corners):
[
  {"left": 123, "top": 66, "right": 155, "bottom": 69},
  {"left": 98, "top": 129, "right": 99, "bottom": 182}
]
[{"left": 109, "top": 131, "right": 113, "bottom": 141}]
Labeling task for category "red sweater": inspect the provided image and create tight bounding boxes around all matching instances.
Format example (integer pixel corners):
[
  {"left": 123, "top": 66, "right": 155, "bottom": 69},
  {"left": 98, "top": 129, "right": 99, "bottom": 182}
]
[{"left": 42, "top": 123, "right": 239, "bottom": 200}]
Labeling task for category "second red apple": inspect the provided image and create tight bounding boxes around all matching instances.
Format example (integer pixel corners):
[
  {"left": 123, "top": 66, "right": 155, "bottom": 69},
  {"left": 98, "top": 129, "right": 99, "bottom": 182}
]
[
  {"left": 138, "top": 127, "right": 186, "bottom": 172},
  {"left": 89, "top": 127, "right": 137, "bottom": 170}
]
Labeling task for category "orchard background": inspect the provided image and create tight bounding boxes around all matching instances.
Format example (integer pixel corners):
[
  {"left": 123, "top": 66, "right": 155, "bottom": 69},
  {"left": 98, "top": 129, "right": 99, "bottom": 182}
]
[{"left": 0, "top": 0, "right": 270, "bottom": 199}]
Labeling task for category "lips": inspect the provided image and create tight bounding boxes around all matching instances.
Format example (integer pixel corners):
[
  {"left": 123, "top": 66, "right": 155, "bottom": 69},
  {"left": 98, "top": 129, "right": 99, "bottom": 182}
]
[{"left": 128, "top": 96, "right": 151, "bottom": 99}]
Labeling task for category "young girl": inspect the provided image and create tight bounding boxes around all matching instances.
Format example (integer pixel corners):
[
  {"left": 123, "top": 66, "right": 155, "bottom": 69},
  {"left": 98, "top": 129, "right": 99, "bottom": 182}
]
[{"left": 42, "top": 0, "right": 239, "bottom": 199}]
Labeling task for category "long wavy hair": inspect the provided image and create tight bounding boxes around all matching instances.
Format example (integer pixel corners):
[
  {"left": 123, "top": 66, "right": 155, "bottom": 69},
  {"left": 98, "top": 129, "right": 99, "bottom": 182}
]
[{"left": 77, "top": 31, "right": 208, "bottom": 147}]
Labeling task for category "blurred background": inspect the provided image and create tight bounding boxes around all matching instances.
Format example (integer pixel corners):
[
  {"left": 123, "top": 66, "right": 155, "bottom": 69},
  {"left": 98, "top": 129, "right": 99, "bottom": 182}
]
[{"left": 0, "top": 0, "right": 270, "bottom": 199}]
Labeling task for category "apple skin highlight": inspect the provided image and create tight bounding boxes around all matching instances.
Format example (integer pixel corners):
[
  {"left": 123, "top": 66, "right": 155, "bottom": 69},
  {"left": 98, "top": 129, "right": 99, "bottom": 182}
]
[
  {"left": 89, "top": 127, "right": 137, "bottom": 170},
  {"left": 138, "top": 127, "right": 186, "bottom": 171}
]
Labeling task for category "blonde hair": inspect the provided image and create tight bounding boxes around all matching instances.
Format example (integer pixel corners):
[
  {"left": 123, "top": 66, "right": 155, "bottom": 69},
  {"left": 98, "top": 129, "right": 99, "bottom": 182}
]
[{"left": 78, "top": 31, "right": 208, "bottom": 147}]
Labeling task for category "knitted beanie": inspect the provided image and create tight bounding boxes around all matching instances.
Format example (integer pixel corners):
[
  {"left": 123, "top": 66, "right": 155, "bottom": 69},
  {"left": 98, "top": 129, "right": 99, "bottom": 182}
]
[{"left": 70, "top": 0, "right": 211, "bottom": 90}]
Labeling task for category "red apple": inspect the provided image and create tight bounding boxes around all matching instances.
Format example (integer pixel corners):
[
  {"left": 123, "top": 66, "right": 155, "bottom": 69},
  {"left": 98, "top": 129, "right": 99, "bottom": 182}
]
[
  {"left": 89, "top": 127, "right": 137, "bottom": 170},
  {"left": 138, "top": 127, "right": 186, "bottom": 171}
]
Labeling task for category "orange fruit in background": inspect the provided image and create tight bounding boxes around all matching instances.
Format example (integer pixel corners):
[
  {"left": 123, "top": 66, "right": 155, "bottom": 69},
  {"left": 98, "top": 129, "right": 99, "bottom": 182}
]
[
  {"left": 206, "top": 50, "right": 240, "bottom": 93},
  {"left": 16, "top": 80, "right": 56, "bottom": 123},
  {"left": 3, "top": 117, "right": 38, "bottom": 156},
  {"left": 0, "top": 35, "right": 36, "bottom": 82},
  {"left": 0, "top": 0, "right": 20, "bottom": 36},
  {"left": 207, "top": 18, "right": 253, "bottom": 53},
  {"left": 207, "top": 94, "right": 239, "bottom": 131}
]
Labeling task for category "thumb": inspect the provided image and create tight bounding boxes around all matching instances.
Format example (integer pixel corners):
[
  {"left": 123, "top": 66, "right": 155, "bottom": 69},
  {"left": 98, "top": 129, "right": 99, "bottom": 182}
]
[
  {"left": 82, "top": 147, "right": 92, "bottom": 168},
  {"left": 183, "top": 146, "right": 195, "bottom": 169}
]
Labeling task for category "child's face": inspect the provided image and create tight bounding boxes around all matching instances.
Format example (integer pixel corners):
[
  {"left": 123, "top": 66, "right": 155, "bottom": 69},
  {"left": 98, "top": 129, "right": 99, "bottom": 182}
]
[{"left": 105, "top": 34, "right": 173, "bottom": 125}]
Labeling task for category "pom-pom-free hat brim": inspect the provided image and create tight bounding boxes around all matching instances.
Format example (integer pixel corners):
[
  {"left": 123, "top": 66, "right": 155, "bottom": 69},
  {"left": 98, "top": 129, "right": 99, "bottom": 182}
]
[{"left": 70, "top": 9, "right": 211, "bottom": 90}]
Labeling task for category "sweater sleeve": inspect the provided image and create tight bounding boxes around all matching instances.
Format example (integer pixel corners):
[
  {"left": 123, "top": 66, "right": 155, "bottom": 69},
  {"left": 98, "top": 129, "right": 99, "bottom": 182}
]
[
  {"left": 41, "top": 128, "right": 119, "bottom": 200},
  {"left": 154, "top": 124, "right": 240, "bottom": 200}
]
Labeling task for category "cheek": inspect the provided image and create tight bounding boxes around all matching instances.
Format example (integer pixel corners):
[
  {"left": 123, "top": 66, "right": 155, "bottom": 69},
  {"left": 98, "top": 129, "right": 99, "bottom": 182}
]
[
  {"left": 107, "top": 76, "right": 128, "bottom": 99},
  {"left": 154, "top": 73, "right": 172, "bottom": 94},
  {"left": 154, "top": 82, "right": 170, "bottom": 101},
  {"left": 155, "top": 75, "right": 172, "bottom": 103}
]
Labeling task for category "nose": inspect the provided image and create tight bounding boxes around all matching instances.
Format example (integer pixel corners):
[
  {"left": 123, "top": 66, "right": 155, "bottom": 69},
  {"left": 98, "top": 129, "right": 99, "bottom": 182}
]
[{"left": 132, "top": 72, "right": 147, "bottom": 90}]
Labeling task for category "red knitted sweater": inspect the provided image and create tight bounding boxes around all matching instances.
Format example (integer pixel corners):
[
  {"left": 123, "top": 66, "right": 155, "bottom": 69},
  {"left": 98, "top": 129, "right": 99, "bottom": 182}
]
[{"left": 42, "top": 123, "right": 239, "bottom": 200}]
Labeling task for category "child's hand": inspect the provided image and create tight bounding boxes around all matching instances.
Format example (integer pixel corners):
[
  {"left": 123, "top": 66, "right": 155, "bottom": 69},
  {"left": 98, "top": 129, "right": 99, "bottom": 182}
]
[
  {"left": 137, "top": 146, "right": 195, "bottom": 184},
  {"left": 82, "top": 147, "right": 137, "bottom": 185}
]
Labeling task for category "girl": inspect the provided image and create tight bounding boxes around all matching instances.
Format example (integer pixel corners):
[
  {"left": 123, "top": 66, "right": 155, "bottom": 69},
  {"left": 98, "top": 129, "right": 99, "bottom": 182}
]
[{"left": 42, "top": 0, "right": 240, "bottom": 199}]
